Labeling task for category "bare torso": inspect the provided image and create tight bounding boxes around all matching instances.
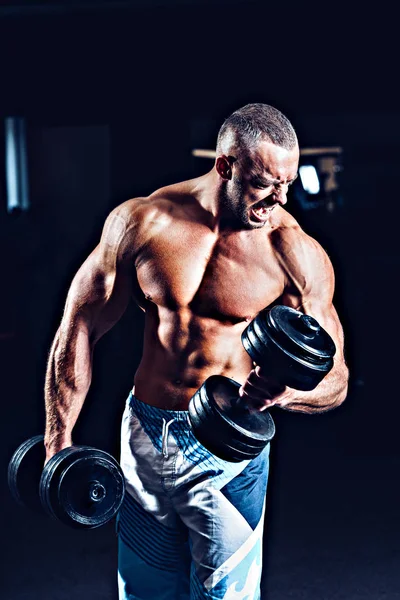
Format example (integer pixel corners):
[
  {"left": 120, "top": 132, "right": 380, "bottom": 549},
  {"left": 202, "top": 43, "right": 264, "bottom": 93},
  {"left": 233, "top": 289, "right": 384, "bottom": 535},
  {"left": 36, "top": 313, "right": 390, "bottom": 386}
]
[
  {"left": 44, "top": 141, "right": 347, "bottom": 461},
  {"left": 130, "top": 179, "right": 294, "bottom": 410}
]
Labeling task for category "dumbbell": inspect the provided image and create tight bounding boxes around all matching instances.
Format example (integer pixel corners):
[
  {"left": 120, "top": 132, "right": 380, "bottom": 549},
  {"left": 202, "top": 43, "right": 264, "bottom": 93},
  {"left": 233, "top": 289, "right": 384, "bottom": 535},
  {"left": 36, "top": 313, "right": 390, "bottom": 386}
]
[
  {"left": 188, "top": 305, "right": 336, "bottom": 462},
  {"left": 8, "top": 435, "right": 125, "bottom": 529}
]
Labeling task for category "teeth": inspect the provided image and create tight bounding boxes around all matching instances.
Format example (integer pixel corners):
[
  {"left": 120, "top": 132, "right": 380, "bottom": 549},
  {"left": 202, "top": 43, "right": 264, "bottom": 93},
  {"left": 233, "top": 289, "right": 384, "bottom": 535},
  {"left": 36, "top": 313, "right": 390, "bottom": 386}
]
[{"left": 253, "top": 202, "right": 269, "bottom": 211}]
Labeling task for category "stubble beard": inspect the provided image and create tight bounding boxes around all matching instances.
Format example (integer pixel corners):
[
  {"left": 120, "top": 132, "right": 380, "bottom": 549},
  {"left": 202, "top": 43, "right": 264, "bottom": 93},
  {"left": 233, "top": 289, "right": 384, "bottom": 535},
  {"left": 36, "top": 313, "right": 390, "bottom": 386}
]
[{"left": 221, "top": 178, "right": 267, "bottom": 230}]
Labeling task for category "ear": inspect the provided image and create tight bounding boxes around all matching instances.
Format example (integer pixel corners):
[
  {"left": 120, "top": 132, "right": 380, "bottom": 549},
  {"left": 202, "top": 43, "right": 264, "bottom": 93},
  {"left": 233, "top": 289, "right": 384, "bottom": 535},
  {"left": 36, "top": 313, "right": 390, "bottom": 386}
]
[{"left": 216, "top": 155, "right": 233, "bottom": 180}]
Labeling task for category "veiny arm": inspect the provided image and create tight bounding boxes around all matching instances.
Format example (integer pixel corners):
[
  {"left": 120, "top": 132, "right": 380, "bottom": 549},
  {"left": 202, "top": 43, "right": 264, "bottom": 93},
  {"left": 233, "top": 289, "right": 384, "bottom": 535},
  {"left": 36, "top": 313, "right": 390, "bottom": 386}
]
[
  {"left": 241, "top": 226, "right": 349, "bottom": 414},
  {"left": 44, "top": 204, "right": 135, "bottom": 461}
]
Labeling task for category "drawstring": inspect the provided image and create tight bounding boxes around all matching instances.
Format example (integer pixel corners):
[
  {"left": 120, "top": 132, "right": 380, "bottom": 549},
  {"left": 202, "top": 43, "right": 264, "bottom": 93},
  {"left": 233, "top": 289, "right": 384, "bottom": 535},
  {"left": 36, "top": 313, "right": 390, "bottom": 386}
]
[{"left": 162, "top": 418, "right": 175, "bottom": 458}]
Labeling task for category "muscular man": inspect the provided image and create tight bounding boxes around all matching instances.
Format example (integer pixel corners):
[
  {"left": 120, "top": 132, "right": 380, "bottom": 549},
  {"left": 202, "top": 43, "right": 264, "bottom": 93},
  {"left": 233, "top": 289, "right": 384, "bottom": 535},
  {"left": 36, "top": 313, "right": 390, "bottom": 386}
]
[{"left": 44, "top": 104, "right": 348, "bottom": 600}]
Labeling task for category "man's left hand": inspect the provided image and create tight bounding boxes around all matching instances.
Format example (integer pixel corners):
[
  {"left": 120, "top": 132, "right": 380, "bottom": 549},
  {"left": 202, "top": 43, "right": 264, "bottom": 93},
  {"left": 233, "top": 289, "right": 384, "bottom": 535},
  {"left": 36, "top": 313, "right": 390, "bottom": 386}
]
[{"left": 238, "top": 366, "right": 296, "bottom": 411}]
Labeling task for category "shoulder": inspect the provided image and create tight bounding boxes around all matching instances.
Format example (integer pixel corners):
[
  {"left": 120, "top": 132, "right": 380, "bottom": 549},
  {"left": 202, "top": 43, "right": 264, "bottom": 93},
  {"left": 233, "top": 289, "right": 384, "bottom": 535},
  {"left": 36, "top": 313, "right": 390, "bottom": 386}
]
[
  {"left": 270, "top": 209, "right": 332, "bottom": 272},
  {"left": 105, "top": 196, "right": 162, "bottom": 229},
  {"left": 107, "top": 173, "right": 204, "bottom": 226},
  {"left": 101, "top": 182, "right": 196, "bottom": 254},
  {"left": 269, "top": 211, "right": 334, "bottom": 298},
  {"left": 113, "top": 180, "right": 196, "bottom": 226},
  {"left": 103, "top": 194, "right": 174, "bottom": 245}
]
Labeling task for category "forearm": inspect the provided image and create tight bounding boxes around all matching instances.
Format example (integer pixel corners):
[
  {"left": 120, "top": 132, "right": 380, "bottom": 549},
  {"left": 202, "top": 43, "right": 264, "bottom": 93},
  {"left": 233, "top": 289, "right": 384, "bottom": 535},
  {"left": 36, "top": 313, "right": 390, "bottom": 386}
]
[
  {"left": 44, "top": 321, "right": 93, "bottom": 455},
  {"left": 277, "top": 362, "right": 349, "bottom": 414}
]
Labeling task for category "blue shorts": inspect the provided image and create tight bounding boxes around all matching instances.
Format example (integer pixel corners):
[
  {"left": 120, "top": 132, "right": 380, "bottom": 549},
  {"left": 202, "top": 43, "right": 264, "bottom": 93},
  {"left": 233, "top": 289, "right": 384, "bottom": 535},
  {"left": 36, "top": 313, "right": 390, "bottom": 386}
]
[{"left": 117, "top": 391, "right": 270, "bottom": 600}]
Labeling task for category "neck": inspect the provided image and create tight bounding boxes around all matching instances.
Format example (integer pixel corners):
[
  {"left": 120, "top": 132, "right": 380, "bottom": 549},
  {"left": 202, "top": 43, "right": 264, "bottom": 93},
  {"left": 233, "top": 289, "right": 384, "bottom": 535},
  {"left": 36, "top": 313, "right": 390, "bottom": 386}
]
[{"left": 193, "top": 169, "right": 238, "bottom": 232}]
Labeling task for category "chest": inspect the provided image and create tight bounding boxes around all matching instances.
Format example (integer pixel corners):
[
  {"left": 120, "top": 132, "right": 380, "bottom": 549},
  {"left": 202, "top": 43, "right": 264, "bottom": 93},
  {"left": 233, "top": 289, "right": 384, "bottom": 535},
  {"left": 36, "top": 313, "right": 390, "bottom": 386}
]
[{"left": 135, "top": 225, "right": 285, "bottom": 320}]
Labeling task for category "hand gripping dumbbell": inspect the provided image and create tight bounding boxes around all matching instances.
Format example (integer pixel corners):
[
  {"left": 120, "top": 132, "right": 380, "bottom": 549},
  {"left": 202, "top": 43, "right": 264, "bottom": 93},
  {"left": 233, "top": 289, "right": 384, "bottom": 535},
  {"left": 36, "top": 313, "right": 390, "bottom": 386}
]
[
  {"left": 8, "top": 436, "right": 125, "bottom": 529},
  {"left": 188, "top": 305, "right": 336, "bottom": 462}
]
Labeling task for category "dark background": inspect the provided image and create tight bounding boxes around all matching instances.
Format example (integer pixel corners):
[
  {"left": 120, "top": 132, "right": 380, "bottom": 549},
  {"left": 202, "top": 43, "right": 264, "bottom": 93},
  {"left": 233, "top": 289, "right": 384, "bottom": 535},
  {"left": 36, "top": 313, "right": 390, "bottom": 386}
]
[{"left": 0, "top": 2, "right": 399, "bottom": 598}]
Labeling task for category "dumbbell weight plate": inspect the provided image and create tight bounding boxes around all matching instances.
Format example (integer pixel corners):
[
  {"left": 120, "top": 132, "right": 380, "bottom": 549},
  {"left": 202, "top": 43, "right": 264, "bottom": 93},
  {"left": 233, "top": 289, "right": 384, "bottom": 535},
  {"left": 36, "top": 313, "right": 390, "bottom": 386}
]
[
  {"left": 206, "top": 376, "right": 275, "bottom": 441},
  {"left": 189, "top": 376, "right": 275, "bottom": 462},
  {"left": 242, "top": 306, "right": 336, "bottom": 391},
  {"left": 7, "top": 435, "right": 45, "bottom": 513},
  {"left": 40, "top": 446, "right": 125, "bottom": 529},
  {"left": 189, "top": 388, "right": 261, "bottom": 461}
]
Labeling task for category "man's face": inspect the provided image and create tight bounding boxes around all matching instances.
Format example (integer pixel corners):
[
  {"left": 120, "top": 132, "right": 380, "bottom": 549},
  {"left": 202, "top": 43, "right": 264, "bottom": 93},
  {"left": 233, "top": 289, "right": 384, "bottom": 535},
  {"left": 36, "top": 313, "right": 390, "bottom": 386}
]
[{"left": 222, "top": 140, "right": 299, "bottom": 229}]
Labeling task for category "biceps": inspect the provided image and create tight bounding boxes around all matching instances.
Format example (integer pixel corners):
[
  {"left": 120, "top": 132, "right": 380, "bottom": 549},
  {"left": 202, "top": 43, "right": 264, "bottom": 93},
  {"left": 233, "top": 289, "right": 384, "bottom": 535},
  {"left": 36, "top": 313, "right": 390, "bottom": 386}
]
[
  {"left": 282, "top": 289, "right": 345, "bottom": 360},
  {"left": 61, "top": 247, "right": 132, "bottom": 342},
  {"left": 296, "top": 301, "right": 345, "bottom": 367},
  {"left": 310, "top": 302, "right": 345, "bottom": 361}
]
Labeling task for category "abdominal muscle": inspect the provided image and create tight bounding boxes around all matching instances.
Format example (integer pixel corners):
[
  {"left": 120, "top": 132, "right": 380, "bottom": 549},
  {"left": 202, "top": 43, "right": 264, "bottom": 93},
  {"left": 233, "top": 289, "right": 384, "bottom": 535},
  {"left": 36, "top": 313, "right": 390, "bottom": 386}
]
[{"left": 133, "top": 306, "right": 254, "bottom": 410}]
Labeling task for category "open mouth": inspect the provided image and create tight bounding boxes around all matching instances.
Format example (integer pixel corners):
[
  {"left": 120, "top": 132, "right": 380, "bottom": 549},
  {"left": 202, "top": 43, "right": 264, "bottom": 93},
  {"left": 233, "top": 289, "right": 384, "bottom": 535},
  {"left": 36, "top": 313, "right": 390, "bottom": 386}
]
[{"left": 250, "top": 201, "right": 276, "bottom": 222}]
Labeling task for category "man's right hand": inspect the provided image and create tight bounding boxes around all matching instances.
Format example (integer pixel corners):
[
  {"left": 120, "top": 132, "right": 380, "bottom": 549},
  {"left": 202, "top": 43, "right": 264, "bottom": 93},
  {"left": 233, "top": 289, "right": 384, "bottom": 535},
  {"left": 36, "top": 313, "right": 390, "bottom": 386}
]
[{"left": 44, "top": 437, "right": 73, "bottom": 466}]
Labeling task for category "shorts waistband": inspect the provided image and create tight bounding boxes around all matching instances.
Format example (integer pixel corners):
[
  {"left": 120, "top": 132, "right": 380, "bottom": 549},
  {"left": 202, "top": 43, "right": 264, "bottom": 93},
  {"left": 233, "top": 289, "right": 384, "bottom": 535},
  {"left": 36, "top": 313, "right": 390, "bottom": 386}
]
[{"left": 128, "top": 391, "right": 191, "bottom": 427}]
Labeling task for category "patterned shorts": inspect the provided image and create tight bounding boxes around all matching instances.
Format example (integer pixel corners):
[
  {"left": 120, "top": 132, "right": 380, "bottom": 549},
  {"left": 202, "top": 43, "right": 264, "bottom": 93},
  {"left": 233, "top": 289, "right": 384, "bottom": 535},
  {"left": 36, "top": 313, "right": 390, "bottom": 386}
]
[{"left": 117, "top": 391, "right": 270, "bottom": 600}]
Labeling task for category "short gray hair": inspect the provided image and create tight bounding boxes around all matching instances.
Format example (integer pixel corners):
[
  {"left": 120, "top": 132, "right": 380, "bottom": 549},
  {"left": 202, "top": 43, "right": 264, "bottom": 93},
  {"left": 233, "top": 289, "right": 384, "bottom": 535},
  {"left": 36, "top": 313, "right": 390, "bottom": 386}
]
[{"left": 217, "top": 103, "right": 297, "bottom": 153}]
